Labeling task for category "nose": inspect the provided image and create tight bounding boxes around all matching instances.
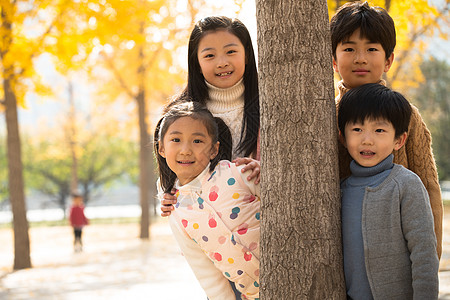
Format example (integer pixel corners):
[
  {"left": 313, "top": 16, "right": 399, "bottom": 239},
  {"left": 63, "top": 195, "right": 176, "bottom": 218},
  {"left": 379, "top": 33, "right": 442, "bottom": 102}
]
[
  {"left": 361, "top": 132, "right": 374, "bottom": 145},
  {"left": 179, "top": 142, "right": 192, "bottom": 155},
  {"left": 354, "top": 50, "right": 367, "bottom": 64},
  {"left": 217, "top": 55, "right": 229, "bottom": 68}
]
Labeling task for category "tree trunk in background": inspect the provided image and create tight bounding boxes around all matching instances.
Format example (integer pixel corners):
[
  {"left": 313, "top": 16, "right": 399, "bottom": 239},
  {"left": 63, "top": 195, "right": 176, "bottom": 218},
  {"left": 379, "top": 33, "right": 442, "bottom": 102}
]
[
  {"left": 4, "top": 78, "right": 32, "bottom": 270},
  {"left": 137, "top": 88, "right": 151, "bottom": 239},
  {"left": 256, "top": 0, "right": 345, "bottom": 298},
  {"left": 68, "top": 81, "right": 79, "bottom": 195},
  {"left": 137, "top": 36, "right": 151, "bottom": 239},
  {"left": 1, "top": 6, "right": 31, "bottom": 270}
]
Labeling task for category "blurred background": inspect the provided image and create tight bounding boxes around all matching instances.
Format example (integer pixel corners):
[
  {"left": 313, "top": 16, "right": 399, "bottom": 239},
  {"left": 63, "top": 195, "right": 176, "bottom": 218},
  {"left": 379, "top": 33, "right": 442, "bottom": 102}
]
[{"left": 0, "top": 0, "right": 449, "bottom": 298}]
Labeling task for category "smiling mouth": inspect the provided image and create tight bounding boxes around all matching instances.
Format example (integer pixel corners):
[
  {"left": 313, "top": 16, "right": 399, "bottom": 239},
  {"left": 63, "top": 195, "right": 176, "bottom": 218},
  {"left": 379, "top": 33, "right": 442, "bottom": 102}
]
[
  {"left": 177, "top": 160, "right": 194, "bottom": 165},
  {"left": 360, "top": 151, "right": 375, "bottom": 156},
  {"left": 216, "top": 71, "right": 232, "bottom": 77}
]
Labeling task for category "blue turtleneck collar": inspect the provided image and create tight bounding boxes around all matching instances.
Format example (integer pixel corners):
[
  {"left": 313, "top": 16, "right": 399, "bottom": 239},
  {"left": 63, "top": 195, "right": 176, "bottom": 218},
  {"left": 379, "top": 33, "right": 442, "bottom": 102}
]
[{"left": 350, "top": 154, "right": 394, "bottom": 178}]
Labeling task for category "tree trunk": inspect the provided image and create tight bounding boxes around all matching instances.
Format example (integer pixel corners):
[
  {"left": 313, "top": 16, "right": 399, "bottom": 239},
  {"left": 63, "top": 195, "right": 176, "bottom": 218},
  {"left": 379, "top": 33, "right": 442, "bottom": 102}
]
[
  {"left": 256, "top": 0, "right": 345, "bottom": 298},
  {"left": 4, "top": 78, "right": 32, "bottom": 270},
  {"left": 137, "top": 36, "right": 151, "bottom": 239},
  {"left": 137, "top": 88, "right": 151, "bottom": 239},
  {"left": 68, "top": 81, "right": 79, "bottom": 195}
]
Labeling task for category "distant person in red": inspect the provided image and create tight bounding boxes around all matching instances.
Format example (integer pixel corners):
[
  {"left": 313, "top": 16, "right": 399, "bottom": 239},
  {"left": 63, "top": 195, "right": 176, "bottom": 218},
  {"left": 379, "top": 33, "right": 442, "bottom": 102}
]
[{"left": 69, "top": 192, "right": 89, "bottom": 252}]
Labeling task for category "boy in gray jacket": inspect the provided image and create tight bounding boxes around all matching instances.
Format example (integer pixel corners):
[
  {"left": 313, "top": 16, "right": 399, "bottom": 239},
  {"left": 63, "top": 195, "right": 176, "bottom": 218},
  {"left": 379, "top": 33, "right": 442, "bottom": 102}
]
[{"left": 338, "top": 83, "right": 439, "bottom": 300}]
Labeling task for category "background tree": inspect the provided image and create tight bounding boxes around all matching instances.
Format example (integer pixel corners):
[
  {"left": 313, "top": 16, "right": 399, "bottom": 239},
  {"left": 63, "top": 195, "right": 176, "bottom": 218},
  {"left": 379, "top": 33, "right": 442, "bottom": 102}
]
[
  {"left": 411, "top": 57, "right": 450, "bottom": 181},
  {"left": 23, "top": 138, "right": 72, "bottom": 214},
  {"left": 24, "top": 120, "right": 138, "bottom": 214},
  {"left": 0, "top": 0, "right": 66, "bottom": 270},
  {"left": 256, "top": 0, "right": 345, "bottom": 298}
]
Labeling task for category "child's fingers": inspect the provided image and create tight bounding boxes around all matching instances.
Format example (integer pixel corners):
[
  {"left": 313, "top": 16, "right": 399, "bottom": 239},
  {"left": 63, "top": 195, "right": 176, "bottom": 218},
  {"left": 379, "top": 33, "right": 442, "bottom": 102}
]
[
  {"left": 160, "top": 203, "right": 174, "bottom": 217},
  {"left": 254, "top": 172, "right": 261, "bottom": 185},
  {"left": 245, "top": 164, "right": 260, "bottom": 182},
  {"left": 161, "top": 199, "right": 177, "bottom": 206},
  {"left": 233, "top": 157, "right": 250, "bottom": 166},
  {"left": 163, "top": 193, "right": 177, "bottom": 201},
  {"left": 160, "top": 211, "right": 172, "bottom": 217}
]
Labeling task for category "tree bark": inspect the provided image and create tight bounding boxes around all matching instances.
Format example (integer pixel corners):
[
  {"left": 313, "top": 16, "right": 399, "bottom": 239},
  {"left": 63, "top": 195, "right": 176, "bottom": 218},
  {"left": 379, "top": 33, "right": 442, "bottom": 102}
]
[
  {"left": 4, "top": 78, "right": 32, "bottom": 270},
  {"left": 256, "top": 0, "right": 345, "bottom": 298}
]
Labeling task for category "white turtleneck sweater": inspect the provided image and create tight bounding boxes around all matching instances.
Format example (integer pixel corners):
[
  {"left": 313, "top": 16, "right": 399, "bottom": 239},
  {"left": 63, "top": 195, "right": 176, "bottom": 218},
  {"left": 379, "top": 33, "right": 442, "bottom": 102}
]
[{"left": 205, "top": 78, "right": 245, "bottom": 159}]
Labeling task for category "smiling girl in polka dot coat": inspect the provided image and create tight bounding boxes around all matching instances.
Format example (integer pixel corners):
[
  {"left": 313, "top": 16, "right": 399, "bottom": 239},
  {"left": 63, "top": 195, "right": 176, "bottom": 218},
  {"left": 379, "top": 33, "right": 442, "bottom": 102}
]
[{"left": 154, "top": 101, "right": 260, "bottom": 300}]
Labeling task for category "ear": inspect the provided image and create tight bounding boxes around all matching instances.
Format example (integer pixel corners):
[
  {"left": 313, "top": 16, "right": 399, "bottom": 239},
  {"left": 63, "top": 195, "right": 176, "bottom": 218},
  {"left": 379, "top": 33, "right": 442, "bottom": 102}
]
[
  {"left": 338, "top": 130, "right": 347, "bottom": 148},
  {"left": 210, "top": 141, "right": 220, "bottom": 160},
  {"left": 332, "top": 57, "right": 339, "bottom": 73},
  {"left": 393, "top": 132, "right": 407, "bottom": 151},
  {"left": 384, "top": 52, "right": 394, "bottom": 73},
  {"left": 158, "top": 142, "right": 166, "bottom": 158}
]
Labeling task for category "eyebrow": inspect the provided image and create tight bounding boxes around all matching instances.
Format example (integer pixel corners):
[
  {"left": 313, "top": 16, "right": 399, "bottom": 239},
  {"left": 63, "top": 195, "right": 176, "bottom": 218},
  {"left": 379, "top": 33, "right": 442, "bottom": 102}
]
[
  {"left": 341, "top": 40, "right": 378, "bottom": 45},
  {"left": 167, "top": 131, "right": 207, "bottom": 137},
  {"left": 200, "top": 43, "right": 239, "bottom": 53}
]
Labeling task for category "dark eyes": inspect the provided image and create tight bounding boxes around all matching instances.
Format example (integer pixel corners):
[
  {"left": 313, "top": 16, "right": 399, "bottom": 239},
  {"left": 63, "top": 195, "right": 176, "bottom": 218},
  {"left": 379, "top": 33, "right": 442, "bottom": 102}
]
[
  {"left": 170, "top": 138, "right": 203, "bottom": 143},
  {"left": 201, "top": 49, "right": 238, "bottom": 59},
  {"left": 342, "top": 47, "right": 379, "bottom": 52},
  {"left": 351, "top": 128, "right": 386, "bottom": 133}
]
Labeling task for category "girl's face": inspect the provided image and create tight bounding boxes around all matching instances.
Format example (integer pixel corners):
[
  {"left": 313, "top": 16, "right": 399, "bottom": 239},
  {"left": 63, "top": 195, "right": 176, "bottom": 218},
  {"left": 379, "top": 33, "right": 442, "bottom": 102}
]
[
  {"left": 197, "top": 30, "right": 246, "bottom": 89},
  {"left": 159, "top": 117, "right": 219, "bottom": 186}
]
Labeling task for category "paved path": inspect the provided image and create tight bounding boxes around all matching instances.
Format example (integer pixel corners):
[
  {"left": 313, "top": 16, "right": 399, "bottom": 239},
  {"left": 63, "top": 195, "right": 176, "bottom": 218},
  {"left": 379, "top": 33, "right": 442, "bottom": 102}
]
[
  {"left": 1, "top": 214, "right": 450, "bottom": 299},
  {"left": 0, "top": 219, "right": 205, "bottom": 300}
]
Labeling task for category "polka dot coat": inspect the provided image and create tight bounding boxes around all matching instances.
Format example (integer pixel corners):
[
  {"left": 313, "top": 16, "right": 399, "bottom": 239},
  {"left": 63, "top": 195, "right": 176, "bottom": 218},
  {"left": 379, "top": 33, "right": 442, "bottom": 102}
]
[{"left": 172, "top": 160, "right": 260, "bottom": 300}]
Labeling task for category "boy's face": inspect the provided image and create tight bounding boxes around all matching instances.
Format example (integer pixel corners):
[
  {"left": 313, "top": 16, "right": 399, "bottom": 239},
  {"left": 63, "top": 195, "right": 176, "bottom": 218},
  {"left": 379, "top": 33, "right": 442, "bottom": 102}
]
[
  {"left": 341, "top": 118, "right": 407, "bottom": 167},
  {"left": 333, "top": 29, "right": 394, "bottom": 89}
]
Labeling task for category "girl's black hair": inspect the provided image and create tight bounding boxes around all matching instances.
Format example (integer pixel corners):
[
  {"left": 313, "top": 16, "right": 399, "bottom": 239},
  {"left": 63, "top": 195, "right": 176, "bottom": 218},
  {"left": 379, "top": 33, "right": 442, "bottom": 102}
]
[
  {"left": 183, "top": 16, "right": 259, "bottom": 157},
  {"left": 154, "top": 100, "right": 232, "bottom": 193},
  {"left": 338, "top": 83, "right": 412, "bottom": 139}
]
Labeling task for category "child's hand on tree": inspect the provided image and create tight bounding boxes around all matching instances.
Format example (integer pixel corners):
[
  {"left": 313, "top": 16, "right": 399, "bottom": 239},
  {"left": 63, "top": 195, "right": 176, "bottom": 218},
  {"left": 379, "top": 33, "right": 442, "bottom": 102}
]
[{"left": 233, "top": 157, "right": 261, "bottom": 184}]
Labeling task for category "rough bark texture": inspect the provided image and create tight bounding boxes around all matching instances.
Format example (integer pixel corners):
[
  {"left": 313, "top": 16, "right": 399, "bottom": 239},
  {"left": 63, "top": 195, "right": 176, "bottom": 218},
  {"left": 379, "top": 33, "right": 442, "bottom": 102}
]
[{"left": 256, "top": 0, "right": 345, "bottom": 298}]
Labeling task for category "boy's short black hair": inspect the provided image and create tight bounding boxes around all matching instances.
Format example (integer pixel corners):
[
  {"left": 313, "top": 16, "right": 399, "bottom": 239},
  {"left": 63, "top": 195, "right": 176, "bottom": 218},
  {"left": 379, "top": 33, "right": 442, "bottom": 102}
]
[
  {"left": 330, "top": 1, "right": 396, "bottom": 60},
  {"left": 338, "top": 83, "right": 412, "bottom": 139}
]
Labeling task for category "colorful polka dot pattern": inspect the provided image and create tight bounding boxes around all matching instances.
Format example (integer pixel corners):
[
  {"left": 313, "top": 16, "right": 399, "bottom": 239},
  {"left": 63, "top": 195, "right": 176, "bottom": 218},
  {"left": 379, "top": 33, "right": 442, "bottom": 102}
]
[{"left": 173, "top": 161, "right": 260, "bottom": 299}]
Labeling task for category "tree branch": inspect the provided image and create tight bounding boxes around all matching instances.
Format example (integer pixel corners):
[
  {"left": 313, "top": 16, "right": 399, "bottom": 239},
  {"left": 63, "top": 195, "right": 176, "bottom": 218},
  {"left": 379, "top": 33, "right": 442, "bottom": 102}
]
[{"left": 101, "top": 52, "right": 137, "bottom": 100}]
